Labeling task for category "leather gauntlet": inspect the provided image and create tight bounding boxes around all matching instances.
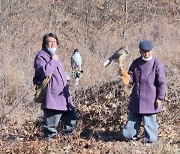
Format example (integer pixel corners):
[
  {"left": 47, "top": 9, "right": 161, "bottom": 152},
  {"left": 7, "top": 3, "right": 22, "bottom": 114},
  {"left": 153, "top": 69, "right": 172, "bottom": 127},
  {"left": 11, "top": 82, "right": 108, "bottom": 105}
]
[{"left": 119, "top": 68, "right": 130, "bottom": 85}]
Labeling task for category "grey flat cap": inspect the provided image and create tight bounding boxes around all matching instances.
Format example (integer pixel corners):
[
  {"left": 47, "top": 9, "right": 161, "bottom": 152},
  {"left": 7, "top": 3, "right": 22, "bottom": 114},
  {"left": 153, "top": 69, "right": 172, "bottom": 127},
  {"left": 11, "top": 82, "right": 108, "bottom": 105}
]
[{"left": 139, "top": 40, "right": 153, "bottom": 52}]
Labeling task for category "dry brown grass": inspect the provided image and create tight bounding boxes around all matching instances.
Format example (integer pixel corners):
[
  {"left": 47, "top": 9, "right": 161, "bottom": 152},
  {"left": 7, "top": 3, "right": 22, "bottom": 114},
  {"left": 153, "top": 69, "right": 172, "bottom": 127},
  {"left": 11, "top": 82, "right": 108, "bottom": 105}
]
[{"left": 0, "top": 0, "right": 179, "bottom": 153}]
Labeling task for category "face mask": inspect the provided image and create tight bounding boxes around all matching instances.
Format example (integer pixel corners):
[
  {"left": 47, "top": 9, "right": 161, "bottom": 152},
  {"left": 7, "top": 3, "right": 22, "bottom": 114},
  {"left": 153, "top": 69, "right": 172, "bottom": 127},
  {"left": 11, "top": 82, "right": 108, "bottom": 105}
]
[
  {"left": 142, "top": 56, "right": 152, "bottom": 61},
  {"left": 47, "top": 48, "right": 56, "bottom": 55}
]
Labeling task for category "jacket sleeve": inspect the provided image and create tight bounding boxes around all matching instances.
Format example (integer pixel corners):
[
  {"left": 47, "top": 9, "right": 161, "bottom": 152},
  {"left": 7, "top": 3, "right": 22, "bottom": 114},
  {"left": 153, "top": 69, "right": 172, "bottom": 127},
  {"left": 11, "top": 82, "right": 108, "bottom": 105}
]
[
  {"left": 34, "top": 53, "right": 59, "bottom": 78},
  {"left": 155, "top": 60, "right": 166, "bottom": 100}
]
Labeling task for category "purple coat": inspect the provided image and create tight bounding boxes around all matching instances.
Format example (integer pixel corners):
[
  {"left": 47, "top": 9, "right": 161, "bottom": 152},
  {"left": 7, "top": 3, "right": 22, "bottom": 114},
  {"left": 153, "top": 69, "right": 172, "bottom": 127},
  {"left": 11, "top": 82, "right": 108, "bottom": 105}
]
[
  {"left": 34, "top": 47, "right": 75, "bottom": 111},
  {"left": 128, "top": 56, "right": 166, "bottom": 114}
]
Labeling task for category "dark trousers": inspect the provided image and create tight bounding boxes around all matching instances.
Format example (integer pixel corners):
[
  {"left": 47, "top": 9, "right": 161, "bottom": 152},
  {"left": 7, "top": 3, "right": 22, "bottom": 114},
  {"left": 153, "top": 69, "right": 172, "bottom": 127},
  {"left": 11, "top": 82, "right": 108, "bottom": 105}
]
[{"left": 43, "top": 109, "right": 77, "bottom": 138}]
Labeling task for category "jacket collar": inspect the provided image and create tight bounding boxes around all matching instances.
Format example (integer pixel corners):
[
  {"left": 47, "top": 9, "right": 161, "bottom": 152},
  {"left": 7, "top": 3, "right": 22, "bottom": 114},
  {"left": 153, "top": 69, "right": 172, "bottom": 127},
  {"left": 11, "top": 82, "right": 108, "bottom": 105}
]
[{"left": 42, "top": 47, "right": 51, "bottom": 55}]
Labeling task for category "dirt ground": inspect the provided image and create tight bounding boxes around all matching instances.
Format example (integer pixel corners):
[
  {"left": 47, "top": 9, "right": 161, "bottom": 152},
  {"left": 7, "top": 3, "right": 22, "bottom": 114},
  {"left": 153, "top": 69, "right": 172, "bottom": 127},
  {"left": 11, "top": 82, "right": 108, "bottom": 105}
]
[{"left": 0, "top": 0, "right": 180, "bottom": 153}]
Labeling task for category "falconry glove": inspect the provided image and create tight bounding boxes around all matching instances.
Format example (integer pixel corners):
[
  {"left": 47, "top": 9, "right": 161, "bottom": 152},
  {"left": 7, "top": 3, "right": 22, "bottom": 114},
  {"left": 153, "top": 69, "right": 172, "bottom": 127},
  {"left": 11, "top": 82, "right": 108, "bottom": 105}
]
[{"left": 119, "top": 68, "right": 130, "bottom": 85}]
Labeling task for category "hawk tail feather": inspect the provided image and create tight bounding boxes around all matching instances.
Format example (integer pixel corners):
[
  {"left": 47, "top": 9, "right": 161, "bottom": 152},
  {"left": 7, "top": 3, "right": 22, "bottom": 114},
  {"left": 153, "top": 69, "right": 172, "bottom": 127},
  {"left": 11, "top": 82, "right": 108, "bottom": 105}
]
[{"left": 103, "top": 59, "right": 111, "bottom": 67}]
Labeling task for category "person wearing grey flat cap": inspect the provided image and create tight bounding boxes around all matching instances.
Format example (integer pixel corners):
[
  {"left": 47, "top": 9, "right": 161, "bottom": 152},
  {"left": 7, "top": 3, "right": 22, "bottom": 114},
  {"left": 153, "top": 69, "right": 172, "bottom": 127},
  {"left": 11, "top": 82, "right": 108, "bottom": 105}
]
[
  {"left": 139, "top": 40, "right": 154, "bottom": 52},
  {"left": 119, "top": 40, "right": 166, "bottom": 144}
]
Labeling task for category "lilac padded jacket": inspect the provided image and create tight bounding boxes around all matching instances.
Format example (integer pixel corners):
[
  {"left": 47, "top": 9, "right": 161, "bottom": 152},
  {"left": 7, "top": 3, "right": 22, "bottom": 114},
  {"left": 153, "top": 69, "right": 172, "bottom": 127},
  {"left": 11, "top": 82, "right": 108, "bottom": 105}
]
[
  {"left": 34, "top": 47, "right": 75, "bottom": 111},
  {"left": 128, "top": 56, "right": 166, "bottom": 114}
]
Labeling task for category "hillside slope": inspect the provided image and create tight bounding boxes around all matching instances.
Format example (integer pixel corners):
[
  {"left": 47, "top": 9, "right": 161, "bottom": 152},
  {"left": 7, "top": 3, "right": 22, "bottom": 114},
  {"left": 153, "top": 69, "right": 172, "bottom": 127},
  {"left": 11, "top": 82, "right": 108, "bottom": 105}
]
[{"left": 0, "top": 0, "right": 179, "bottom": 153}]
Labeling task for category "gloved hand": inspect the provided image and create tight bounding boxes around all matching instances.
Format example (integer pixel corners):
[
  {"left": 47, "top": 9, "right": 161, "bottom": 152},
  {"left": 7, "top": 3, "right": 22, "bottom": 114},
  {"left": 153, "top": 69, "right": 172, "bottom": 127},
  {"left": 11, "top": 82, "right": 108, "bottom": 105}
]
[{"left": 119, "top": 68, "right": 130, "bottom": 85}]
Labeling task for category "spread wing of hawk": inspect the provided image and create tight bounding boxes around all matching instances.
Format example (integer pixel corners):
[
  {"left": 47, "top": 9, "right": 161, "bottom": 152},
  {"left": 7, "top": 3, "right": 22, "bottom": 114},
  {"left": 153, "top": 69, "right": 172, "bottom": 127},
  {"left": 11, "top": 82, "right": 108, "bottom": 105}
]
[{"left": 103, "top": 47, "right": 129, "bottom": 68}]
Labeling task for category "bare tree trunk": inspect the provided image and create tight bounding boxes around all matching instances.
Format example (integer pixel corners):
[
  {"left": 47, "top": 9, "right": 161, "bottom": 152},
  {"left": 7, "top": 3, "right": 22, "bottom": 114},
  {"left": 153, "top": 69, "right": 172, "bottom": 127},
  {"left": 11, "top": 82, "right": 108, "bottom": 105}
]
[
  {"left": 0, "top": 0, "right": 2, "bottom": 14},
  {"left": 125, "top": 0, "right": 128, "bottom": 23},
  {"left": 48, "top": 11, "right": 52, "bottom": 32},
  {"left": 10, "top": 0, "right": 13, "bottom": 14},
  {"left": 48, "top": 1, "right": 56, "bottom": 32}
]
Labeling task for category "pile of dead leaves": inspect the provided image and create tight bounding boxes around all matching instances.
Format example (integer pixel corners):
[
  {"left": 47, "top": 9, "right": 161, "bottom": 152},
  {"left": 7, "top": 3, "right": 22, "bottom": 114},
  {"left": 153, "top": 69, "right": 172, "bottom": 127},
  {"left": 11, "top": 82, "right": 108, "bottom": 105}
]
[{"left": 0, "top": 78, "right": 179, "bottom": 153}]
